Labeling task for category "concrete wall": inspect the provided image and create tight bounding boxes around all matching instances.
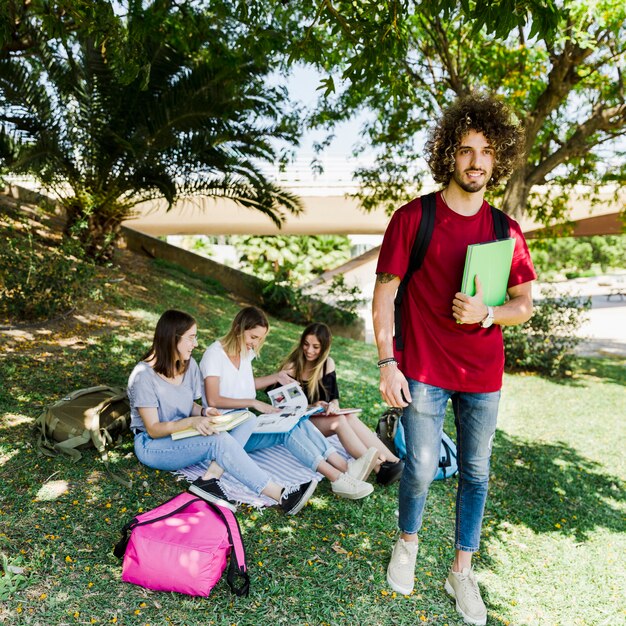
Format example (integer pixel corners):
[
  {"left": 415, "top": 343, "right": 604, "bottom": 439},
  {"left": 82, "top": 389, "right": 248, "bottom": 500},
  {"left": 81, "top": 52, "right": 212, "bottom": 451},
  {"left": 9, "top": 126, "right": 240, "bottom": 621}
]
[
  {"left": 122, "top": 225, "right": 266, "bottom": 303},
  {"left": 3, "top": 183, "right": 58, "bottom": 210},
  {"left": 121, "top": 226, "right": 365, "bottom": 341}
]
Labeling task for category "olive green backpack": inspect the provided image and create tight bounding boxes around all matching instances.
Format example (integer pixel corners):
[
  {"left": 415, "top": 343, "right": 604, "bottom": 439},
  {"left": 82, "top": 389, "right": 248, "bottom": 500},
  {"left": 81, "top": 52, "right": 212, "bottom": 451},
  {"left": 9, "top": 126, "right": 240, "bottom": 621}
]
[{"left": 35, "top": 385, "right": 131, "bottom": 483}]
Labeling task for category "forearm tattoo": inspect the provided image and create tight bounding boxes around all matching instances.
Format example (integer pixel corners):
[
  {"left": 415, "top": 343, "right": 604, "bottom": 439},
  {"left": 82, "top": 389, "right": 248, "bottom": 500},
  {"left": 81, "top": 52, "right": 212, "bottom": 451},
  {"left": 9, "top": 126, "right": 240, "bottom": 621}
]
[{"left": 376, "top": 273, "right": 399, "bottom": 284}]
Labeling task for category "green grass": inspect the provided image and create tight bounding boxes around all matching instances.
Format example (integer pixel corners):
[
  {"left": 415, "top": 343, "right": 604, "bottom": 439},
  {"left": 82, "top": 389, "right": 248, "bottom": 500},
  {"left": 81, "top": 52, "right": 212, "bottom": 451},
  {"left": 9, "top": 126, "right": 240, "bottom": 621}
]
[{"left": 1, "top": 247, "right": 625, "bottom": 625}]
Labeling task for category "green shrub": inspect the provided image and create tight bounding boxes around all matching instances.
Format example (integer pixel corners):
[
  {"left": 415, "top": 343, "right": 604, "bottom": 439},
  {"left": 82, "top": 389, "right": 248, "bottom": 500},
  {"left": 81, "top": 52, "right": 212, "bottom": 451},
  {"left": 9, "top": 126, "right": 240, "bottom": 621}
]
[
  {"left": 261, "top": 266, "right": 307, "bottom": 324},
  {"left": 529, "top": 235, "right": 626, "bottom": 277},
  {"left": 564, "top": 268, "right": 597, "bottom": 279},
  {"left": 261, "top": 269, "right": 364, "bottom": 327},
  {"left": 503, "top": 286, "right": 591, "bottom": 377},
  {"left": 569, "top": 241, "right": 594, "bottom": 270},
  {"left": 233, "top": 234, "right": 352, "bottom": 285},
  {"left": 0, "top": 229, "right": 99, "bottom": 323},
  {"left": 310, "top": 274, "right": 365, "bottom": 325}
]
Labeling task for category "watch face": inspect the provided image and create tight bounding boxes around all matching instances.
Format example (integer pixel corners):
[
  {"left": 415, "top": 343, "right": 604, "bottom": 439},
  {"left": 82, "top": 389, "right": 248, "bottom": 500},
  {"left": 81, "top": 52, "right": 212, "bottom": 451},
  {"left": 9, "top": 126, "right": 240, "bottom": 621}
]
[{"left": 481, "top": 308, "right": 494, "bottom": 328}]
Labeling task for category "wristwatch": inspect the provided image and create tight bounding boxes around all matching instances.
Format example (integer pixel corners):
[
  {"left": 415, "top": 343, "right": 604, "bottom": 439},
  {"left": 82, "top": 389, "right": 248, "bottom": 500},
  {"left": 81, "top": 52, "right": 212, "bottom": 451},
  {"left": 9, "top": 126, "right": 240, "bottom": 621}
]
[{"left": 480, "top": 306, "right": 495, "bottom": 328}]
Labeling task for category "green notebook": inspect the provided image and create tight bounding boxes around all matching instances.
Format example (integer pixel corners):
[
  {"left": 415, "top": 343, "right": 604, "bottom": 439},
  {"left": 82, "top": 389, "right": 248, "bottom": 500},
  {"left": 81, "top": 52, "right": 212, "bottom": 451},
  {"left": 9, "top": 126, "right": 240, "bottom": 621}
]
[{"left": 460, "top": 238, "right": 516, "bottom": 306}]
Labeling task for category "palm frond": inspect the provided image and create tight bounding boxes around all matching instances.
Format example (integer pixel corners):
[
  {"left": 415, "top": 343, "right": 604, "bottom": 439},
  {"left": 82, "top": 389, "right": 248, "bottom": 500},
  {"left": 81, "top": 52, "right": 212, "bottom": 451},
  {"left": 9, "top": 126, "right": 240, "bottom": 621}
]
[{"left": 0, "top": 0, "right": 303, "bottom": 257}]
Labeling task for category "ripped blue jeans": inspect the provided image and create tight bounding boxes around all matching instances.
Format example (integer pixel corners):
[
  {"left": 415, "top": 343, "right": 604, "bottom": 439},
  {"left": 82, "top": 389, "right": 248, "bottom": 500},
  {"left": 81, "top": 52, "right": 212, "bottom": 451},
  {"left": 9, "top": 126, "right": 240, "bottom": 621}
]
[
  {"left": 133, "top": 419, "right": 272, "bottom": 495},
  {"left": 398, "top": 379, "right": 500, "bottom": 552}
]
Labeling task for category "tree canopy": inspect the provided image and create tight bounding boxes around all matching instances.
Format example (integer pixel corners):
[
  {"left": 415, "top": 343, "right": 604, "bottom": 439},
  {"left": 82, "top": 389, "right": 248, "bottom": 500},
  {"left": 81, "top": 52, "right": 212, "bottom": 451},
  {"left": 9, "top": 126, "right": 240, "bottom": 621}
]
[
  {"left": 0, "top": 0, "right": 302, "bottom": 258},
  {"left": 292, "top": 0, "right": 626, "bottom": 226},
  {"left": 1, "top": 0, "right": 624, "bottom": 261}
]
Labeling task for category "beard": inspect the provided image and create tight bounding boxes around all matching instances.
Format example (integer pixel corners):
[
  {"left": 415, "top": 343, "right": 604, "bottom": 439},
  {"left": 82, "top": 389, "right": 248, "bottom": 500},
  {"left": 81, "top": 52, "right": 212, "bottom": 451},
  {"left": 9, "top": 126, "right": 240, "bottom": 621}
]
[{"left": 452, "top": 169, "right": 489, "bottom": 193}]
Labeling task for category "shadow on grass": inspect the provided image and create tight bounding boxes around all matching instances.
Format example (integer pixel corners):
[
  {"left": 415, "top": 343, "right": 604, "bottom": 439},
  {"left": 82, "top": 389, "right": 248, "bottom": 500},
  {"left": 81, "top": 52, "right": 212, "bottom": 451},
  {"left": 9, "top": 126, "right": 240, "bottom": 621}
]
[
  {"left": 576, "top": 356, "right": 626, "bottom": 387},
  {"left": 1, "top": 336, "right": 150, "bottom": 412},
  {"left": 486, "top": 431, "right": 624, "bottom": 544},
  {"left": 505, "top": 355, "right": 626, "bottom": 389}
]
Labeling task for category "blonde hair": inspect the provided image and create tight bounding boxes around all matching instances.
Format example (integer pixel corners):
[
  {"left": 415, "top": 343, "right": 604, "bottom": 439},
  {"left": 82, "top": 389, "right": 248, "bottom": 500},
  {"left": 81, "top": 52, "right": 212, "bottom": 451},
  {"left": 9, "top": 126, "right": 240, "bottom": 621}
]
[
  {"left": 220, "top": 306, "right": 269, "bottom": 357},
  {"left": 281, "top": 322, "right": 332, "bottom": 403}
]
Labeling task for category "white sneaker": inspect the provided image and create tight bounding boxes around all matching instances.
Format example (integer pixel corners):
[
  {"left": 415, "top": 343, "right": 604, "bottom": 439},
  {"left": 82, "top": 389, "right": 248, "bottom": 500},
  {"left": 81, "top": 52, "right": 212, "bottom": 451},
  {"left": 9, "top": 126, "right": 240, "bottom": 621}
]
[
  {"left": 331, "top": 472, "right": 373, "bottom": 499},
  {"left": 444, "top": 567, "right": 487, "bottom": 626},
  {"left": 347, "top": 446, "right": 379, "bottom": 481},
  {"left": 387, "top": 537, "right": 418, "bottom": 595}
]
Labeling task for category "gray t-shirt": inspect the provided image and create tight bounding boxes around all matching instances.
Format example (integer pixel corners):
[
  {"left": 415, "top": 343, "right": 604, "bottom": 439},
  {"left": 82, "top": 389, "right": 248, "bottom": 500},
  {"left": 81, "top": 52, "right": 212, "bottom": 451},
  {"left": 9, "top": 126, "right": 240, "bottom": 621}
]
[{"left": 127, "top": 358, "right": 204, "bottom": 433}]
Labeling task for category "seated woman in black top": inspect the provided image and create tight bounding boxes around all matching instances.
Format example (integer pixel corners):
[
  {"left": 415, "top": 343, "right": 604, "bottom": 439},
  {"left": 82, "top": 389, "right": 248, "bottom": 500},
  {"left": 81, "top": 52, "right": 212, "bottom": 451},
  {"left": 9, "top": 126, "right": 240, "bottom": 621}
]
[{"left": 281, "top": 323, "right": 404, "bottom": 485}]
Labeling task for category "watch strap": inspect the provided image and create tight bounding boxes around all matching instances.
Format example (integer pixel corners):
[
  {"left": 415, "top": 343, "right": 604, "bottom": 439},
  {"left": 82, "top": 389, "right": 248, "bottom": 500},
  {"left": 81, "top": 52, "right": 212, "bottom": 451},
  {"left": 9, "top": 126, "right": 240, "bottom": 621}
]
[{"left": 480, "top": 306, "right": 495, "bottom": 328}]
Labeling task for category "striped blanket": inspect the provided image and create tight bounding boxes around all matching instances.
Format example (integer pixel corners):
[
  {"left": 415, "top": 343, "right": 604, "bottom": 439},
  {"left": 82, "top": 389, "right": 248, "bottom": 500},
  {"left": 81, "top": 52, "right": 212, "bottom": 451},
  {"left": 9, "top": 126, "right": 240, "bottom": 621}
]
[{"left": 174, "top": 435, "right": 351, "bottom": 508}]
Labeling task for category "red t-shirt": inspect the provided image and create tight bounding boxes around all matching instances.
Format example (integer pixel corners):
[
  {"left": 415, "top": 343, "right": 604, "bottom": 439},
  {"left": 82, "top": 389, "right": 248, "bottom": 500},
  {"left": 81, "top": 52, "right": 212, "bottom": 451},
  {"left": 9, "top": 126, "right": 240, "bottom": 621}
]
[{"left": 376, "top": 192, "right": 537, "bottom": 392}]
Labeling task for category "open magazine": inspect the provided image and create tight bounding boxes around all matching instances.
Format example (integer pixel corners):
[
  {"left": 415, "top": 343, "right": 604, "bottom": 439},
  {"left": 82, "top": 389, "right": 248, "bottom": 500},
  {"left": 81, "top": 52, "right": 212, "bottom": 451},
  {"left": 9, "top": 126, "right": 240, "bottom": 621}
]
[
  {"left": 254, "top": 405, "right": 324, "bottom": 434},
  {"left": 171, "top": 409, "right": 254, "bottom": 440},
  {"left": 267, "top": 381, "right": 308, "bottom": 410},
  {"left": 255, "top": 382, "right": 323, "bottom": 434},
  {"left": 267, "top": 381, "right": 362, "bottom": 420}
]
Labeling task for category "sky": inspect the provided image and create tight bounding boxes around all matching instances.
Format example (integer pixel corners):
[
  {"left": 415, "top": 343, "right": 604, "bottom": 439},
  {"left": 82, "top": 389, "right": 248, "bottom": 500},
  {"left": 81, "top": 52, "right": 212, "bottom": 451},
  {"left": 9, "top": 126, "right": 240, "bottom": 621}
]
[{"left": 269, "top": 65, "right": 377, "bottom": 187}]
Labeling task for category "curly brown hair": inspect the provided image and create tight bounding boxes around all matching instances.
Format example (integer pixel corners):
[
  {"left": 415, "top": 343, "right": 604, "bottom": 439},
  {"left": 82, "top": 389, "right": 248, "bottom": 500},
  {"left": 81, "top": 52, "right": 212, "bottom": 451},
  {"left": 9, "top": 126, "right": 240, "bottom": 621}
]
[{"left": 425, "top": 93, "right": 524, "bottom": 188}]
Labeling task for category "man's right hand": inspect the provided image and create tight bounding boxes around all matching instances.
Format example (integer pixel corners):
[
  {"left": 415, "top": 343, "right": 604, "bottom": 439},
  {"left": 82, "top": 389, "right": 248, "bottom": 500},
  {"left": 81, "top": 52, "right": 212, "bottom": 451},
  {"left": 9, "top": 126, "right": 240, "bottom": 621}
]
[{"left": 379, "top": 365, "right": 412, "bottom": 408}]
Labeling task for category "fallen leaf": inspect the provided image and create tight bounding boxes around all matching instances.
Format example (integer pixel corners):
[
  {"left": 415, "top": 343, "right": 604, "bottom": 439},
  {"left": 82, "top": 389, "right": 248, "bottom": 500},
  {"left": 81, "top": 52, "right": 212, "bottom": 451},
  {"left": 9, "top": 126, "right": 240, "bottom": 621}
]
[{"left": 331, "top": 541, "right": 348, "bottom": 555}]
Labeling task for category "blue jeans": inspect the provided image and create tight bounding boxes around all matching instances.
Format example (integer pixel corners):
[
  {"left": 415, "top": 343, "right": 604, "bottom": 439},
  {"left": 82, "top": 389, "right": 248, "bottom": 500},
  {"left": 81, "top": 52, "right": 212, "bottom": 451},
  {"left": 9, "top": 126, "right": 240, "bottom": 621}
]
[
  {"left": 398, "top": 379, "right": 500, "bottom": 552},
  {"left": 245, "top": 419, "right": 334, "bottom": 471},
  {"left": 134, "top": 418, "right": 272, "bottom": 495}
]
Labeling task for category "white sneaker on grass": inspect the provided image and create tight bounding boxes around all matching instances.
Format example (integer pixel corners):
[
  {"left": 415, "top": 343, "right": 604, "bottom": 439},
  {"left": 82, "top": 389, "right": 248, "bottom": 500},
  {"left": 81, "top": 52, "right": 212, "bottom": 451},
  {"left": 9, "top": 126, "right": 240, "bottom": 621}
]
[
  {"left": 347, "top": 446, "right": 379, "bottom": 481},
  {"left": 386, "top": 537, "right": 418, "bottom": 595},
  {"left": 444, "top": 567, "right": 487, "bottom": 626},
  {"left": 330, "top": 473, "right": 373, "bottom": 499}
]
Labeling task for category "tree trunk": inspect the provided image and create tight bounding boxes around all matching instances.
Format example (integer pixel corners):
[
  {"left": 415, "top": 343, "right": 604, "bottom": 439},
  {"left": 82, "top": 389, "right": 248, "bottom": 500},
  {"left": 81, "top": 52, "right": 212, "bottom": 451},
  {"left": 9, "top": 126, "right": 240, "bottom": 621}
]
[
  {"left": 501, "top": 168, "right": 531, "bottom": 220},
  {"left": 63, "top": 201, "right": 123, "bottom": 262}
]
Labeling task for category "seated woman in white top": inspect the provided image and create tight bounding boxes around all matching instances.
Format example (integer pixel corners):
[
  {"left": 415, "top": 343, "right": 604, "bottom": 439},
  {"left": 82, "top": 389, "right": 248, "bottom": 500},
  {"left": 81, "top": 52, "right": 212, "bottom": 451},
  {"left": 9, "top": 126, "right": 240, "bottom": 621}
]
[
  {"left": 199, "top": 306, "right": 375, "bottom": 500},
  {"left": 128, "top": 309, "right": 316, "bottom": 515}
]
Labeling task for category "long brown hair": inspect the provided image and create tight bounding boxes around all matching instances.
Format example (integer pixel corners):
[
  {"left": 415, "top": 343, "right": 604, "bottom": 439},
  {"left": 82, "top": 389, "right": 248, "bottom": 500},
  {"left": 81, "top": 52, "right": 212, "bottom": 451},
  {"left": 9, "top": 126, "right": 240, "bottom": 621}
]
[
  {"left": 142, "top": 309, "right": 196, "bottom": 378},
  {"left": 220, "top": 306, "right": 269, "bottom": 358},
  {"left": 281, "top": 322, "right": 332, "bottom": 403}
]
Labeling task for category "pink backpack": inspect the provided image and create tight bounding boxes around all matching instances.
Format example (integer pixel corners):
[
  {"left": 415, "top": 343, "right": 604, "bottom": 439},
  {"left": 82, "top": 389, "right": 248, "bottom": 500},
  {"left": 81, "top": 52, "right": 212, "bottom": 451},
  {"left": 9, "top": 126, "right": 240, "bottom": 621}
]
[{"left": 113, "top": 492, "right": 249, "bottom": 597}]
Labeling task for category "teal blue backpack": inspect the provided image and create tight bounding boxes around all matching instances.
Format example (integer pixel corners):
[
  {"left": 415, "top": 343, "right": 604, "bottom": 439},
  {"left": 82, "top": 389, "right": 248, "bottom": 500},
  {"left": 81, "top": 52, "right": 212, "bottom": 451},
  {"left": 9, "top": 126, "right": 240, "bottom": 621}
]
[{"left": 376, "top": 408, "right": 458, "bottom": 480}]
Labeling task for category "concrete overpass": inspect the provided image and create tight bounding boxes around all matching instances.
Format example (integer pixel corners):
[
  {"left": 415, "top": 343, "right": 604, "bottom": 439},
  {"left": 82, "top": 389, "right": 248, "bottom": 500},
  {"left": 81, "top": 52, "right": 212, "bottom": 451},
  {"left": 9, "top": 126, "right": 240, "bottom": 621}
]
[{"left": 123, "top": 183, "right": 624, "bottom": 237}]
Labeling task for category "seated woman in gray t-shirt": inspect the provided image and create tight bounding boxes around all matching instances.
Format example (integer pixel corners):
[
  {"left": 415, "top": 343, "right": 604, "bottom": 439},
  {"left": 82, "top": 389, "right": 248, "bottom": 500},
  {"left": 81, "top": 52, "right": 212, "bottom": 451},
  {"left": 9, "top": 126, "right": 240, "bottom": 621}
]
[{"left": 127, "top": 309, "right": 316, "bottom": 515}]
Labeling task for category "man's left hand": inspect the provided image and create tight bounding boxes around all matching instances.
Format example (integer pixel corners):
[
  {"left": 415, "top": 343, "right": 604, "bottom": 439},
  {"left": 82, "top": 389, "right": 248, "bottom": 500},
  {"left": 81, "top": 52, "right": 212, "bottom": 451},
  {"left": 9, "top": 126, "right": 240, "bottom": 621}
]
[{"left": 452, "top": 275, "right": 489, "bottom": 325}]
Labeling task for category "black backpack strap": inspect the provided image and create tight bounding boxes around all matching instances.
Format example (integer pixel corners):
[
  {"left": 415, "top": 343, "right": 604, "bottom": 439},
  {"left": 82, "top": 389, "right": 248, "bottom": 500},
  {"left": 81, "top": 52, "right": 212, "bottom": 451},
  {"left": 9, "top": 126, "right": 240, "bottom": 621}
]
[
  {"left": 392, "top": 197, "right": 507, "bottom": 352},
  {"left": 113, "top": 518, "right": 137, "bottom": 559},
  {"left": 208, "top": 503, "right": 250, "bottom": 597},
  {"left": 393, "top": 192, "right": 437, "bottom": 351},
  {"left": 490, "top": 205, "right": 510, "bottom": 240},
  {"left": 439, "top": 439, "right": 452, "bottom": 470}
]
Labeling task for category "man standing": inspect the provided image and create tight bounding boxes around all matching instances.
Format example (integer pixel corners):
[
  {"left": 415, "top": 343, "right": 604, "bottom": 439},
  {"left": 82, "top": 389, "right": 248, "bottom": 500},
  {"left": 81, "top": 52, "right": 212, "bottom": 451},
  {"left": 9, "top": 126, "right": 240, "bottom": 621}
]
[{"left": 372, "top": 94, "right": 536, "bottom": 625}]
